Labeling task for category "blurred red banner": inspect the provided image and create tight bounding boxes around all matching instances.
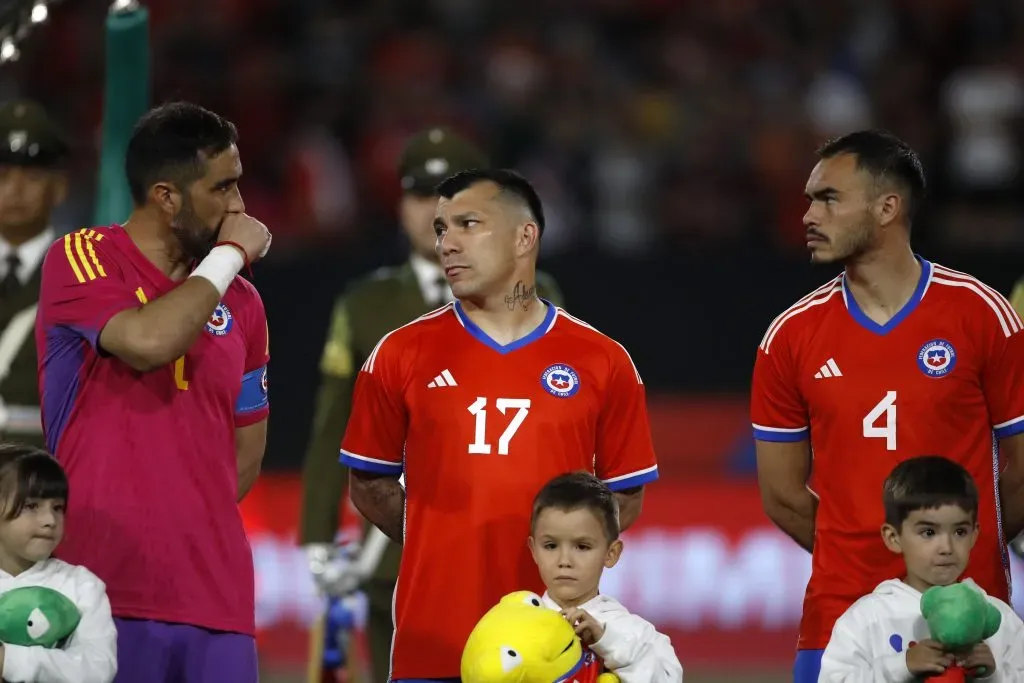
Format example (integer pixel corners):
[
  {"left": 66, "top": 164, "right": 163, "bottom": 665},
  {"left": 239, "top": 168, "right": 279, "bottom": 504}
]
[
  {"left": 242, "top": 395, "right": 1023, "bottom": 671},
  {"left": 244, "top": 475, "right": 801, "bottom": 670}
]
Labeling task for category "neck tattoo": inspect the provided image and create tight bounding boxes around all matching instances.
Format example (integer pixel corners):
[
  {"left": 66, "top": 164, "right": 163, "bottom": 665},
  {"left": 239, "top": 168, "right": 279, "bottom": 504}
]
[{"left": 504, "top": 280, "right": 536, "bottom": 311}]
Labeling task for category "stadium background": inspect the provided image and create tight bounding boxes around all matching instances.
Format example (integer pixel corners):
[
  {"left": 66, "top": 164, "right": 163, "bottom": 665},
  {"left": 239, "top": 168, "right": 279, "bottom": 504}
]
[{"left": 7, "top": 0, "right": 1024, "bottom": 680}]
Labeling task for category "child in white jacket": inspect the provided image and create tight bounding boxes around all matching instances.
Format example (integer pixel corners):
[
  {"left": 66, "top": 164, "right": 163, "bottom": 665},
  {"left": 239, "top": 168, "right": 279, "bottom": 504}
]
[
  {"left": 0, "top": 444, "right": 116, "bottom": 683},
  {"left": 528, "top": 472, "right": 683, "bottom": 683},
  {"left": 819, "top": 456, "right": 1024, "bottom": 682}
]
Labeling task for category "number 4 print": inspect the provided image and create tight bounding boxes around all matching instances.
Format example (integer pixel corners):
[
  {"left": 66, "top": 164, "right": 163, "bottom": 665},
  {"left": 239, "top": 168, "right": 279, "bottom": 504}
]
[
  {"left": 467, "top": 397, "right": 531, "bottom": 455},
  {"left": 863, "top": 391, "right": 896, "bottom": 451}
]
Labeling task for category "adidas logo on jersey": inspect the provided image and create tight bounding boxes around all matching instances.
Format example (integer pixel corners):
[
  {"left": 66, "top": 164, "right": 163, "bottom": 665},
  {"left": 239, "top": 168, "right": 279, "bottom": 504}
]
[
  {"left": 814, "top": 358, "right": 843, "bottom": 379},
  {"left": 427, "top": 369, "right": 458, "bottom": 388}
]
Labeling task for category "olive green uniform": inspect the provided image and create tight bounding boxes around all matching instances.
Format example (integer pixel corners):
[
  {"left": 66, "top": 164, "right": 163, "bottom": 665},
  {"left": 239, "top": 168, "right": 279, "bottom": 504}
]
[
  {"left": 299, "top": 128, "right": 564, "bottom": 681},
  {"left": 0, "top": 101, "right": 69, "bottom": 450},
  {"left": 1010, "top": 278, "right": 1024, "bottom": 322}
]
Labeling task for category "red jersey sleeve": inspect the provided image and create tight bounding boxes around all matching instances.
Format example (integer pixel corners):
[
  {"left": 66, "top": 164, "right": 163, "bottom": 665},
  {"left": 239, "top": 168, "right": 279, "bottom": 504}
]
[
  {"left": 38, "top": 230, "right": 140, "bottom": 351},
  {"left": 750, "top": 325, "right": 809, "bottom": 442},
  {"left": 339, "top": 332, "right": 407, "bottom": 476},
  {"left": 234, "top": 285, "right": 270, "bottom": 427},
  {"left": 594, "top": 344, "right": 659, "bottom": 491},
  {"left": 979, "top": 295, "right": 1024, "bottom": 440}
]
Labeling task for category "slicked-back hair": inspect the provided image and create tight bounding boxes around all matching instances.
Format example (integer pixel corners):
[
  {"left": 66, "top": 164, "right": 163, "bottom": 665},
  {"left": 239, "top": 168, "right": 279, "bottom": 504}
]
[
  {"left": 125, "top": 101, "right": 238, "bottom": 205},
  {"left": 817, "top": 129, "right": 927, "bottom": 223},
  {"left": 435, "top": 168, "right": 545, "bottom": 235}
]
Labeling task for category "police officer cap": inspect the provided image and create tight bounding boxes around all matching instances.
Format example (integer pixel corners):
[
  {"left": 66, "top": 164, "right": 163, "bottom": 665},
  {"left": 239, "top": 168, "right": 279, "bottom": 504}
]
[
  {"left": 0, "top": 99, "right": 69, "bottom": 168},
  {"left": 398, "top": 127, "right": 489, "bottom": 195}
]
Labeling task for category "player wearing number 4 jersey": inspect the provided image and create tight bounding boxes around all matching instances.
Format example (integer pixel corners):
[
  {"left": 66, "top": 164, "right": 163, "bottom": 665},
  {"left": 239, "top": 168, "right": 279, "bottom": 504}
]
[
  {"left": 36, "top": 103, "right": 273, "bottom": 683},
  {"left": 750, "top": 130, "right": 1024, "bottom": 683},
  {"left": 341, "top": 169, "right": 659, "bottom": 682}
]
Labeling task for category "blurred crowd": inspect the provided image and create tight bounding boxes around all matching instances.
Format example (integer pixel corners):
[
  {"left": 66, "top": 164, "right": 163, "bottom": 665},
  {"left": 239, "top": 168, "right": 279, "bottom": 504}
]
[
  {"left": 7, "top": 0, "right": 1024, "bottom": 261},
  {"left": 4, "top": 0, "right": 1024, "bottom": 460}
]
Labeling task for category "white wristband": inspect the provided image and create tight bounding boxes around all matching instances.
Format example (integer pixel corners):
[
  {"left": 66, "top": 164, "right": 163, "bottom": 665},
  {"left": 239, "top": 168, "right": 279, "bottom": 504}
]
[{"left": 189, "top": 245, "right": 244, "bottom": 297}]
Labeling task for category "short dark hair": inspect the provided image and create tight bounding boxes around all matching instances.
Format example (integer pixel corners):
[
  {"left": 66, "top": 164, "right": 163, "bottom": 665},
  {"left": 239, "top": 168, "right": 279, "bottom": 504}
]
[
  {"left": 531, "top": 472, "right": 619, "bottom": 541},
  {"left": 435, "top": 168, "right": 545, "bottom": 235},
  {"left": 883, "top": 456, "right": 978, "bottom": 528},
  {"left": 0, "top": 443, "right": 68, "bottom": 520},
  {"left": 125, "top": 101, "right": 239, "bottom": 205},
  {"left": 816, "top": 129, "right": 927, "bottom": 222}
]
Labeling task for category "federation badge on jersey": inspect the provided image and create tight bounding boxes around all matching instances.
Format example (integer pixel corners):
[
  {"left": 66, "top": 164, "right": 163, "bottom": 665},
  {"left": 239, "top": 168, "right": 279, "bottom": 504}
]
[
  {"left": 541, "top": 364, "right": 580, "bottom": 398},
  {"left": 917, "top": 339, "right": 956, "bottom": 377},
  {"left": 206, "top": 303, "right": 234, "bottom": 336}
]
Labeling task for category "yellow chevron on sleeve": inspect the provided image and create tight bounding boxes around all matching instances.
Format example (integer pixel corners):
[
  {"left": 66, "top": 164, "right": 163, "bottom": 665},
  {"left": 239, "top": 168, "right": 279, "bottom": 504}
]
[
  {"left": 82, "top": 234, "right": 107, "bottom": 278},
  {"left": 63, "top": 234, "right": 86, "bottom": 284},
  {"left": 73, "top": 233, "right": 97, "bottom": 281},
  {"left": 62, "top": 230, "right": 109, "bottom": 282},
  {"left": 134, "top": 287, "right": 148, "bottom": 304}
]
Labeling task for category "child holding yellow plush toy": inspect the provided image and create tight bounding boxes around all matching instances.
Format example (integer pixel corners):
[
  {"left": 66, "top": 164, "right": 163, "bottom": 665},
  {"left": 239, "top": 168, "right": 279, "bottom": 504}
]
[
  {"left": 461, "top": 473, "right": 682, "bottom": 683},
  {"left": 528, "top": 472, "right": 682, "bottom": 682}
]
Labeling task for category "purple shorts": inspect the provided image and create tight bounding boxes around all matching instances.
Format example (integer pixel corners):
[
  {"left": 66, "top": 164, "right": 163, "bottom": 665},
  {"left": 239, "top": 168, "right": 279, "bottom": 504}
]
[{"left": 113, "top": 618, "right": 257, "bottom": 683}]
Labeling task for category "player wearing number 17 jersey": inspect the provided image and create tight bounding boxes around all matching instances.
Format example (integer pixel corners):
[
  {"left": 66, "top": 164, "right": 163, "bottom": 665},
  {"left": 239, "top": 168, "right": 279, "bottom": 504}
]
[
  {"left": 750, "top": 131, "right": 1024, "bottom": 683},
  {"left": 340, "top": 169, "right": 659, "bottom": 682}
]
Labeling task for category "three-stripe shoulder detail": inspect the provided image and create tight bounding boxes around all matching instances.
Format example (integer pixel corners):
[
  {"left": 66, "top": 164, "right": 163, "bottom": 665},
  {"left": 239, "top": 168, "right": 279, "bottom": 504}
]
[
  {"left": 362, "top": 303, "right": 454, "bottom": 374},
  {"left": 931, "top": 264, "right": 1023, "bottom": 338},
  {"left": 556, "top": 309, "right": 643, "bottom": 384},
  {"left": 62, "top": 229, "right": 109, "bottom": 284},
  {"left": 759, "top": 276, "right": 843, "bottom": 353}
]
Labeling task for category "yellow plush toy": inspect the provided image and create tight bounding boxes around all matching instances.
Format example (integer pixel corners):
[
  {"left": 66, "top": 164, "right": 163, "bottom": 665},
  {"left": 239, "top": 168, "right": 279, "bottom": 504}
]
[{"left": 461, "top": 591, "right": 620, "bottom": 683}]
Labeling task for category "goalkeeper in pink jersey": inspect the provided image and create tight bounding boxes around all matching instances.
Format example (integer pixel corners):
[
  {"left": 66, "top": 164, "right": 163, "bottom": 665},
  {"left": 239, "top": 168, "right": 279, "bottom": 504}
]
[{"left": 35, "top": 101, "right": 272, "bottom": 683}]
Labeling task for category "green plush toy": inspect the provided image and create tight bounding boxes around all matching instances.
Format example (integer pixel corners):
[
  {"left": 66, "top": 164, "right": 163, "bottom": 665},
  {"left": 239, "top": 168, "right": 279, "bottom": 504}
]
[
  {"left": 0, "top": 586, "right": 82, "bottom": 648},
  {"left": 920, "top": 582, "right": 1001, "bottom": 681}
]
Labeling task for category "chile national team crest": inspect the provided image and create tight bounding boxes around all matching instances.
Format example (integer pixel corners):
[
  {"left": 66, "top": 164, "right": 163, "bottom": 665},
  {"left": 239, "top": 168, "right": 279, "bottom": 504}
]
[
  {"left": 206, "top": 303, "right": 234, "bottom": 336},
  {"left": 917, "top": 339, "right": 956, "bottom": 377},
  {"left": 541, "top": 364, "right": 580, "bottom": 398}
]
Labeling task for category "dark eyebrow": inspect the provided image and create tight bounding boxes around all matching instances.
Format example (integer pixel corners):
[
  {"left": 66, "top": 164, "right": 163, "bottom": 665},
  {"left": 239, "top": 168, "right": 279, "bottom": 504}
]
[
  {"left": 211, "top": 175, "right": 240, "bottom": 192},
  {"left": 804, "top": 187, "right": 840, "bottom": 201},
  {"left": 451, "top": 212, "right": 482, "bottom": 223}
]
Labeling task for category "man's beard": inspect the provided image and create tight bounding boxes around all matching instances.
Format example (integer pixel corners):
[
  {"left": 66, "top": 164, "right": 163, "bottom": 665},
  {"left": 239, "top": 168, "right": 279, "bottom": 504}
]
[
  {"left": 835, "top": 213, "right": 877, "bottom": 264},
  {"left": 810, "top": 213, "right": 877, "bottom": 265},
  {"left": 171, "top": 200, "right": 219, "bottom": 261}
]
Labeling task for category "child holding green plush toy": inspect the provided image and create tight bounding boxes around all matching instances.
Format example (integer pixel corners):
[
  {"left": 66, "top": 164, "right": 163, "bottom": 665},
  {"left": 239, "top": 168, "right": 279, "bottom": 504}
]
[
  {"left": 0, "top": 443, "right": 116, "bottom": 682},
  {"left": 819, "top": 456, "right": 1024, "bottom": 682}
]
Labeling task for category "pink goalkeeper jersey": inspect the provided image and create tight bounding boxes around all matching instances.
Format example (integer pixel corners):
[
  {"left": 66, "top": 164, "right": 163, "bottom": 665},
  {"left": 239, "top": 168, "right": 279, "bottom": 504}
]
[{"left": 35, "top": 226, "right": 269, "bottom": 635}]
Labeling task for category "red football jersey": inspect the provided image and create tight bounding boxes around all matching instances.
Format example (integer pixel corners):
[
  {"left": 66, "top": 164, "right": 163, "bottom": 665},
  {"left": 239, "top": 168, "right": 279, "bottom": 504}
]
[
  {"left": 341, "top": 302, "right": 659, "bottom": 679},
  {"left": 571, "top": 648, "right": 603, "bottom": 682},
  {"left": 751, "top": 258, "right": 1024, "bottom": 650},
  {"left": 36, "top": 226, "right": 269, "bottom": 635}
]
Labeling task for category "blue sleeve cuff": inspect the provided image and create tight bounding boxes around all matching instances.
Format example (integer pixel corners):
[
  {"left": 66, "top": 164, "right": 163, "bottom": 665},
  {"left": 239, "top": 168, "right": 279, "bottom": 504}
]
[
  {"left": 339, "top": 450, "right": 403, "bottom": 476},
  {"left": 752, "top": 423, "right": 809, "bottom": 442},
  {"left": 994, "top": 415, "right": 1024, "bottom": 440},
  {"left": 603, "top": 465, "right": 659, "bottom": 491},
  {"left": 235, "top": 366, "right": 269, "bottom": 414}
]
